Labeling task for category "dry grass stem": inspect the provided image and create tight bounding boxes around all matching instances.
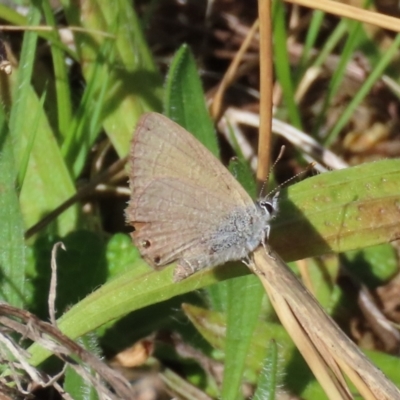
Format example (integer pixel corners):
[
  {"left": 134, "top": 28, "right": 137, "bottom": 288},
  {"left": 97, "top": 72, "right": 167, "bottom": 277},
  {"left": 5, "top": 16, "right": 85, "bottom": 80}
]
[
  {"left": 257, "top": 0, "right": 274, "bottom": 186},
  {"left": 211, "top": 19, "right": 259, "bottom": 120},
  {"left": 0, "top": 304, "right": 133, "bottom": 399},
  {"left": 286, "top": 0, "right": 400, "bottom": 34},
  {"left": 252, "top": 247, "right": 400, "bottom": 399}
]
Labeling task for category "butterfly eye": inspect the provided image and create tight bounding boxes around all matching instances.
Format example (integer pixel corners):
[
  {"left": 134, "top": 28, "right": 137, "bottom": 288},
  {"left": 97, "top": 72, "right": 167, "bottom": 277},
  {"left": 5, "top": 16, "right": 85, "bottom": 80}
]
[
  {"left": 260, "top": 201, "right": 275, "bottom": 214},
  {"left": 142, "top": 240, "right": 151, "bottom": 249}
]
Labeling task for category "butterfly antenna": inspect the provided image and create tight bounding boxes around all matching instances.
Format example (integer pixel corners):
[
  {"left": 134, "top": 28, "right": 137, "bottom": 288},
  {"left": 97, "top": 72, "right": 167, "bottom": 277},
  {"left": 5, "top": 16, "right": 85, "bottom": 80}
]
[
  {"left": 266, "top": 161, "right": 316, "bottom": 197},
  {"left": 259, "top": 145, "right": 286, "bottom": 197}
]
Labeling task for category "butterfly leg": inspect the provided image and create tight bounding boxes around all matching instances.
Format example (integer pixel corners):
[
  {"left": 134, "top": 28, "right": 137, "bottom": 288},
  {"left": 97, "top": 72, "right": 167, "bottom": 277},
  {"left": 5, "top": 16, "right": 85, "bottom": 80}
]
[
  {"left": 242, "top": 255, "right": 260, "bottom": 276},
  {"left": 261, "top": 227, "right": 275, "bottom": 259},
  {"left": 242, "top": 255, "right": 252, "bottom": 267},
  {"left": 242, "top": 255, "right": 257, "bottom": 274}
]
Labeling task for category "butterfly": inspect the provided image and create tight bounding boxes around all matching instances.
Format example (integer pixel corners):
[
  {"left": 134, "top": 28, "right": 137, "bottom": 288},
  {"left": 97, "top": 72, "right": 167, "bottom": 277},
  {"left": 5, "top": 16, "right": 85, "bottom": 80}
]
[{"left": 126, "top": 113, "right": 278, "bottom": 281}]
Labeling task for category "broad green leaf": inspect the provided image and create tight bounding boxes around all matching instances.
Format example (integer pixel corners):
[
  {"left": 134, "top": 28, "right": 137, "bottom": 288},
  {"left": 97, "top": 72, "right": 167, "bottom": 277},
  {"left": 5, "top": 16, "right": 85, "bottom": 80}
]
[
  {"left": 106, "top": 233, "right": 143, "bottom": 279},
  {"left": 14, "top": 78, "right": 77, "bottom": 235},
  {"left": 8, "top": 4, "right": 41, "bottom": 152},
  {"left": 272, "top": 159, "right": 400, "bottom": 261}
]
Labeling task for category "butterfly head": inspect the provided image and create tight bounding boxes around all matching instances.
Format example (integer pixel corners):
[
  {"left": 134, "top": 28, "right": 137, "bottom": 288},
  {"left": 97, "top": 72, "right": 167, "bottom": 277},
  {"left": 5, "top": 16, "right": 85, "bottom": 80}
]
[{"left": 257, "top": 191, "right": 279, "bottom": 221}]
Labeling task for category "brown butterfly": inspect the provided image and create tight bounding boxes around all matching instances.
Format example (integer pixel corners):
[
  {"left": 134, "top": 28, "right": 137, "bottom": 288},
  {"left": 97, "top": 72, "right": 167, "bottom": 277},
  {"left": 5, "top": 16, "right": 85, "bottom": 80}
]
[{"left": 126, "top": 113, "right": 278, "bottom": 281}]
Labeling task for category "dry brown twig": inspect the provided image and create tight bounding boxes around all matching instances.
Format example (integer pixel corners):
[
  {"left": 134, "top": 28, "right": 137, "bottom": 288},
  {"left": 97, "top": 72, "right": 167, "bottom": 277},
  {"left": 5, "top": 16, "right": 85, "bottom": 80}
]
[
  {"left": 0, "top": 303, "right": 133, "bottom": 399},
  {"left": 250, "top": 247, "right": 400, "bottom": 399},
  {"left": 286, "top": 0, "right": 400, "bottom": 34},
  {"left": 220, "top": 108, "right": 348, "bottom": 171},
  {"left": 210, "top": 19, "right": 260, "bottom": 121},
  {"left": 0, "top": 243, "right": 133, "bottom": 399}
]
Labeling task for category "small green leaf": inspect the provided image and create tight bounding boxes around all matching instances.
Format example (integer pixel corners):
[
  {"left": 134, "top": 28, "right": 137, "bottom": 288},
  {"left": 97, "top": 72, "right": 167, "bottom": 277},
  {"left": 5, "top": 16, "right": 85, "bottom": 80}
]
[
  {"left": 64, "top": 334, "right": 101, "bottom": 400},
  {"left": 164, "top": 44, "right": 218, "bottom": 157},
  {"left": 254, "top": 340, "right": 279, "bottom": 400}
]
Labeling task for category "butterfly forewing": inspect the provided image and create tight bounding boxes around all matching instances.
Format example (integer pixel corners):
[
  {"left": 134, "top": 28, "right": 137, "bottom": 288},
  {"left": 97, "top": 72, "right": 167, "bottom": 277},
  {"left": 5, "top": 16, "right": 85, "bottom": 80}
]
[{"left": 127, "top": 113, "right": 255, "bottom": 269}]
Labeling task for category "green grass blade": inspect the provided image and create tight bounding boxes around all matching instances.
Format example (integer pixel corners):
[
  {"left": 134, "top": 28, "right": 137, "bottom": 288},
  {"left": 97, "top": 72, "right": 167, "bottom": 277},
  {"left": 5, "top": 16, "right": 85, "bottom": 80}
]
[
  {"left": 60, "top": 0, "right": 163, "bottom": 157},
  {"left": 184, "top": 304, "right": 400, "bottom": 398},
  {"left": 314, "top": 19, "right": 364, "bottom": 138},
  {"left": 0, "top": 4, "right": 29, "bottom": 25},
  {"left": 326, "top": 33, "right": 400, "bottom": 146},
  {"left": 8, "top": 4, "right": 41, "bottom": 160},
  {"left": 17, "top": 90, "right": 46, "bottom": 186},
  {"left": 183, "top": 304, "right": 301, "bottom": 394},
  {"left": 64, "top": 334, "right": 101, "bottom": 400},
  {"left": 62, "top": 37, "right": 115, "bottom": 177},
  {"left": 2, "top": 5, "right": 77, "bottom": 236},
  {"left": 344, "top": 243, "right": 398, "bottom": 287},
  {"left": 164, "top": 44, "right": 218, "bottom": 157},
  {"left": 0, "top": 108, "right": 25, "bottom": 307},
  {"left": 313, "top": 21, "right": 347, "bottom": 70},
  {"left": 253, "top": 340, "right": 279, "bottom": 400},
  {"left": 42, "top": 0, "right": 72, "bottom": 139},
  {"left": 273, "top": 0, "right": 302, "bottom": 128},
  {"left": 222, "top": 275, "right": 264, "bottom": 399},
  {"left": 295, "top": 10, "right": 325, "bottom": 82}
]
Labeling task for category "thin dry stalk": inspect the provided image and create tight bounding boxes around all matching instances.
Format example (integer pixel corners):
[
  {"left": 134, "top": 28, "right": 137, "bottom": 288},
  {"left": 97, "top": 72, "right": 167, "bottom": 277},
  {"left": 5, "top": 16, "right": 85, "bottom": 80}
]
[
  {"left": 210, "top": 19, "right": 259, "bottom": 121},
  {"left": 286, "top": 0, "right": 400, "bottom": 34},
  {"left": 0, "top": 304, "right": 133, "bottom": 399},
  {"left": 257, "top": 0, "right": 274, "bottom": 187}
]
